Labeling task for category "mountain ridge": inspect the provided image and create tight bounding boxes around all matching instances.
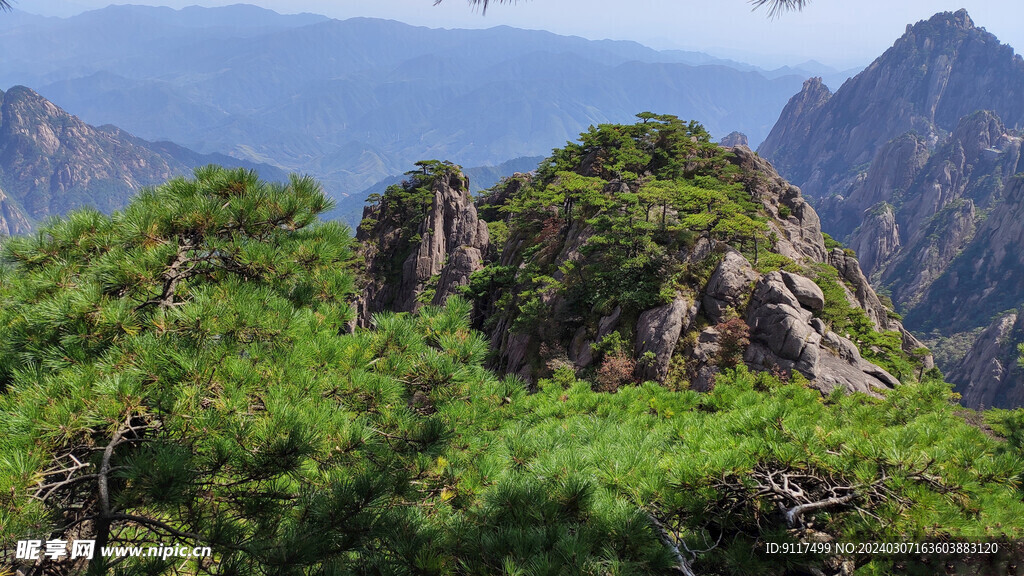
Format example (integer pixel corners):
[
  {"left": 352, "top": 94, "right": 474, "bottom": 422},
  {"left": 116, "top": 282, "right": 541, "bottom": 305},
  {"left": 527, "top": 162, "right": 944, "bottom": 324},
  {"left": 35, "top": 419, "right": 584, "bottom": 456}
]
[
  {"left": 0, "top": 85, "right": 287, "bottom": 232},
  {"left": 758, "top": 9, "right": 1024, "bottom": 408}
]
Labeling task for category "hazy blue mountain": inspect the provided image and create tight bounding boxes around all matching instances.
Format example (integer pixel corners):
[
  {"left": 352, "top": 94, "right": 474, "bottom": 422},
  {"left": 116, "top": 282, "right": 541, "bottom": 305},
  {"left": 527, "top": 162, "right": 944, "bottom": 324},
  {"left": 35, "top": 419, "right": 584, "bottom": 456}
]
[
  {"left": 0, "top": 85, "right": 286, "bottom": 233},
  {"left": 2, "top": 4, "right": 811, "bottom": 202}
]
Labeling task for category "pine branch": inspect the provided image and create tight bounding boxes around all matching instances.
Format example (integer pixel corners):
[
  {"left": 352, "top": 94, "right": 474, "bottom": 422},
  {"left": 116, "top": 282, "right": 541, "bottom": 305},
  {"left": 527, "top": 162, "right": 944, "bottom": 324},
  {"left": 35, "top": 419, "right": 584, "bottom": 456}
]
[
  {"left": 749, "top": 0, "right": 810, "bottom": 18},
  {"left": 647, "top": 512, "right": 699, "bottom": 576}
]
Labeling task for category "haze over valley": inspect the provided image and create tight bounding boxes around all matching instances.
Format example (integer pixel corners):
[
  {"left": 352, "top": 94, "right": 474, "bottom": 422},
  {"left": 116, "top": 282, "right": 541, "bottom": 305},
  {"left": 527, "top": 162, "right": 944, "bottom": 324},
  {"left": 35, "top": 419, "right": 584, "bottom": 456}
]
[{"left": 0, "top": 3, "right": 839, "bottom": 221}]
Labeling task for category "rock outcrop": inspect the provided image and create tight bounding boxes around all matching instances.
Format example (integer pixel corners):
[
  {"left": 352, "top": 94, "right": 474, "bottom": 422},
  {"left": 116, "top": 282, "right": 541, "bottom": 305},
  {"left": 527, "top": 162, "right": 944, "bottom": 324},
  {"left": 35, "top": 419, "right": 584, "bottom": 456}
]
[
  {"left": 399, "top": 171, "right": 489, "bottom": 309},
  {"left": 356, "top": 165, "right": 489, "bottom": 325},
  {"left": 727, "top": 146, "right": 827, "bottom": 263},
  {"left": 635, "top": 294, "right": 698, "bottom": 382},
  {"left": 719, "top": 131, "right": 749, "bottom": 147},
  {"left": 703, "top": 250, "right": 758, "bottom": 324},
  {"left": 950, "top": 313, "right": 1024, "bottom": 409},
  {"left": 745, "top": 271, "right": 899, "bottom": 395}
]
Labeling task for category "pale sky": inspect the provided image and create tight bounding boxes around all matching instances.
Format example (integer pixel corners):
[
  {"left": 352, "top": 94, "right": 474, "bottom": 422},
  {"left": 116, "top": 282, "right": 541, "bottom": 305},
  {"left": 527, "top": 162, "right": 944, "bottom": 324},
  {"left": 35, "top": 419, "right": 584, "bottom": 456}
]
[{"left": 17, "top": 0, "right": 1024, "bottom": 69}]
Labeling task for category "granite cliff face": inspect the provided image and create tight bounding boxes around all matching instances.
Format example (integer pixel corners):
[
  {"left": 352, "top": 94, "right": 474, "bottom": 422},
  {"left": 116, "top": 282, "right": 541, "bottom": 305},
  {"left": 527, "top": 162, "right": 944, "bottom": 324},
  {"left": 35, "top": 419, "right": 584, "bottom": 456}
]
[
  {"left": 0, "top": 85, "right": 286, "bottom": 234},
  {"left": 758, "top": 11, "right": 1024, "bottom": 408},
  {"left": 0, "top": 185, "right": 31, "bottom": 236},
  {"left": 760, "top": 10, "right": 1024, "bottom": 225},
  {"left": 358, "top": 124, "right": 930, "bottom": 397},
  {"left": 950, "top": 313, "right": 1024, "bottom": 410}
]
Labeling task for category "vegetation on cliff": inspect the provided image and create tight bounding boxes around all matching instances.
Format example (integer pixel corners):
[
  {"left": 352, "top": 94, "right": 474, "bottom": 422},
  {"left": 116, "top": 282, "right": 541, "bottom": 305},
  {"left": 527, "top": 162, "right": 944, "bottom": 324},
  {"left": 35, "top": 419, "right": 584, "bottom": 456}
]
[{"left": 465, "top": 114, "right": 927, "bottom": 386}]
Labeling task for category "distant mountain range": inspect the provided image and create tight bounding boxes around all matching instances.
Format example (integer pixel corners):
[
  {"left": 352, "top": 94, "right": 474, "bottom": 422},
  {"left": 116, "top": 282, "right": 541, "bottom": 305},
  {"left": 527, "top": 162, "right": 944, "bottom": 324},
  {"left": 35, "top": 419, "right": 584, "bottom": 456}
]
[
  {"left": 0, "top": 85, "right": 286, "bottom": 234},
  {"left": 759, "top": 10, "right": 1024, "bottom": 408},
  {"left": 0, "top": 4, "right": 842, "bottom": 203}
]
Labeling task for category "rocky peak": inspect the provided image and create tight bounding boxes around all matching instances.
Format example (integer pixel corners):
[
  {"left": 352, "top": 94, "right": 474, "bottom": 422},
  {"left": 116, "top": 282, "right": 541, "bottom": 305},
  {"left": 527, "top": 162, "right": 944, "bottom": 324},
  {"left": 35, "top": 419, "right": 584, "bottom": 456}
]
[
  {"left": 897, "top": 9, "right": 975, "bottom": 45},
  {"left": 356, "top": 163, "right": 489, "bottom": 325},
  {"left": 757, "top": 11, "right": 1024, "bottom": 407},
  {"left": 759, "top": 10, "right": 1024, "bottom": 203},
  {"left": 719, "top": 131, "right": 749, "bottom": 148},
  {"left": 756, "top": 78, "right": 831, "bottom": 180}
]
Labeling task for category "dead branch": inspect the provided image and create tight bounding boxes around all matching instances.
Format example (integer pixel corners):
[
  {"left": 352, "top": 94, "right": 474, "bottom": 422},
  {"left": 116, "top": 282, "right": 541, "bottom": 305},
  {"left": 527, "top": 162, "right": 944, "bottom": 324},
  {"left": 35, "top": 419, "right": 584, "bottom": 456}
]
[{"left": 647, "top": 512, "right": 699, "bottom": 576}]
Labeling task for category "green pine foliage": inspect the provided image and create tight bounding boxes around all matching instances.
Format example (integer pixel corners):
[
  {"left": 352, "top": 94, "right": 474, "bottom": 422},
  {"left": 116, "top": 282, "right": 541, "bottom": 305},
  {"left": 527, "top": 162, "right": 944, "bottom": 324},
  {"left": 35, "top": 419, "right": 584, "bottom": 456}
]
[
  {"left": 2, "top": 166, "right": 1024, "bottom": 575},
  {"left": 478, "top": 115, "right": 771, "bottom": 350}
]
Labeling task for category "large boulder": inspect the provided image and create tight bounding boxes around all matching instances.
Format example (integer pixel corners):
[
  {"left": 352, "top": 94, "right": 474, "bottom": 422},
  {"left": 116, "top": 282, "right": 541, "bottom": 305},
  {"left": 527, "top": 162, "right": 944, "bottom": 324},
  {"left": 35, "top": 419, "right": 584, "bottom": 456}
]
[
  {"left": 746, "top": 272, "right": 901, "bottom": 395},
  {"left": 703, "top": 250, "right": 758, "bottom": 324},
  {"left": 635, "top": 294, "right": 698, "bottom": 381},
  {"left": 780, "top": 271, "right": 825, "bottom": 312}
]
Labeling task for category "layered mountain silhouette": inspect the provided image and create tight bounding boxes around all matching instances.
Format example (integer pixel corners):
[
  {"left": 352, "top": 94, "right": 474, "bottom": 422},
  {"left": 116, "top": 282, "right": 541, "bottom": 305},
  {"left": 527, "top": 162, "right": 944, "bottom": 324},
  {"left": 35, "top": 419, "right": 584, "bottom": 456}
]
[
  {"left": 759, "top": 10, "right": 1024, "bottom": 408},
  {"left": 0, "top": 4, "right": 821, "bottom": 201},
  {"left": 0, "top": 85, "right": 285, "bottom": 233}
]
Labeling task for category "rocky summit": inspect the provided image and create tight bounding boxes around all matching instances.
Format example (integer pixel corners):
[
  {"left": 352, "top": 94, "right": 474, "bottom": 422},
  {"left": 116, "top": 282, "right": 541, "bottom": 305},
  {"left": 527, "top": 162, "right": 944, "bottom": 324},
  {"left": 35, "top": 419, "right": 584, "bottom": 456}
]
[
  {"left": 760, "top": 10, "right": 1024, "bottom": 220},
  {"left": 758, "top": 10, "right": 1024, "bottom": 408},
  {"left": 355, "top": 160, "right": 490, "bottom": 325},
  {"left": 358, "top": 116, "right": 931, "bottom": 396}
]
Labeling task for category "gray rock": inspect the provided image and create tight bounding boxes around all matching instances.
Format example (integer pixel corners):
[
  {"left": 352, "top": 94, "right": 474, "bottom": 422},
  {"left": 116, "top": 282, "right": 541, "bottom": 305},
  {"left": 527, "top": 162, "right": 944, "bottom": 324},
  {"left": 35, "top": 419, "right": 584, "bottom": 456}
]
[
  {"left": 720, "top": 131, "right": 749, "bottom": 147},
  {"left": 811, "top": 318, "right": 828, "bottom": 335},
  {"left": 598, "top": 306, "right": 622, "bottom": 339},
  {"left": 949, "top": 313, "right": 1024, "bottom": 409},
  {"left": 689, "top": 327, "right": 722, "bottom": 392},
  {"left": 848, "top": 202, "right": 901, "bottom": 276},
  {"left": 568, "top": 306, "right": 621, "bottom": 370},
  {"left": 569, "top": 327, "right": 595, "bottom": 369},
  {"left": 860, "top": 361, "right": 900, "bottom": 389},
  {"left": 400, "top": 172, "right": 489, "bottom": 311},
  {"left": 703, "top": 250, "right": 758, "bottom": 324},
  {"left": 781, "top": 271, "right": 825, "bottom": 312},
  {"left": 727, "top": 146, "right": 827, "bottom": 263},
  {"left": 357, "top": 168, "right": 489, "bottom": 325},
  {"left": 635, "top": 294, "right": 698, "bottom": 381},
  {"left": 747, "top": 273, "right": 818, "bottom": 366},
  {"left": 746, "top": 273, "right": 902, "bottom": 395},
  {"left": 433, "top": 246, "right": 484, "bottom": 305}
]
